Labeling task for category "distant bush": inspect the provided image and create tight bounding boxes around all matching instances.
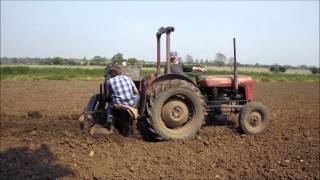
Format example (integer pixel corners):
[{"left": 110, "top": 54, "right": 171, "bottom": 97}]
[
  {"left": 309, "top": 67, "right": 320, "bottom": 74},
  {"left": 270, "top": 64, "right": 286, "bottom": 73},
  {"left": 279, "top": 66, "right": 286, "bottom": 73}
]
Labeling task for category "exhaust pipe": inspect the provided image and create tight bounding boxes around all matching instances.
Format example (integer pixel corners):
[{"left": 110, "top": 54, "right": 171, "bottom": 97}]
[
  {"left": 233, "top": 38, "right": 238, "bottom": 91},
  {"left": 156, "top": 36, "right": 161, "bottom": 75},
  {"left": 156, "top": 27, "right": 174, "bottom": 75},
  {"left": 166, "top": 32, "right": 171, "bottom": 74}
]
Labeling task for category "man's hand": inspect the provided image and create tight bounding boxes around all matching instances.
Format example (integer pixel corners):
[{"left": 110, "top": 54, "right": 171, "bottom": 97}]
[
  {"left": 133, "top": 87, "right": 139, "bottom": 95},
  {"left": 78, "top": 111, "right": 94, "bottom": 129},
  {"left": 192, "top": 66, "right": 207, "bottom": 72}
]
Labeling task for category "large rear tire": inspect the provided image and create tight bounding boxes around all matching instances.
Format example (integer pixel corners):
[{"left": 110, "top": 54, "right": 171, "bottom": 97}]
[
  {"left": 146, "top": 80, "right": 206, "bottom": 140},
  {"left": 239, "top": 102, "right": 270, "bottom": 135}
]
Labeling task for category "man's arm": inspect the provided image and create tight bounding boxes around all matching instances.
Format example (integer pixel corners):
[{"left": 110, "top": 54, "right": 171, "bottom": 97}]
[
  {"left": 129, "top": 78, "right": 139, "bottom": 95},
  {"left": 182, "top": 64, "right": 206, "bottom": 72},
  {"left": 133, "top": 88, "right": 139, "bottom": 95},
  {"left": 106, "top": 80, "right": 112, "bottom": 99},
  {"left": 191, "top": 66, "right": 206, "bottom": 72},
  {"left": 182, "top": 64, "right": 193, "bottom": 72}
]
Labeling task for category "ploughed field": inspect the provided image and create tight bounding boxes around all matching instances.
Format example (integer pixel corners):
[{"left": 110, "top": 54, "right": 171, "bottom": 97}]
[{"left": 0, "top": 80, "right": 319, "bottom": 179}]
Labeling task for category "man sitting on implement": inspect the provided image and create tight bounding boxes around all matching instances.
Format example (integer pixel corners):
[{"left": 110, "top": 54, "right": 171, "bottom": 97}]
[
  {"left": 79, "top": 65, "right": 139, "bottom": 136},
  {"left": 104, "top": 65, "right": 139, "bottom": 130}
]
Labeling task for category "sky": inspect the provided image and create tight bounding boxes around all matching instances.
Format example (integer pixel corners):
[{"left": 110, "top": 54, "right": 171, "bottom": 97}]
[{"left": 1, "top": 1, "right": 319, "bottom": 66}]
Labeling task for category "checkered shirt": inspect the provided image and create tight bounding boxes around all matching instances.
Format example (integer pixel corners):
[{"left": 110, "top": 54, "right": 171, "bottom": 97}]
[{"left": 107, "top": 75, "right": 137, "bottom": 106}]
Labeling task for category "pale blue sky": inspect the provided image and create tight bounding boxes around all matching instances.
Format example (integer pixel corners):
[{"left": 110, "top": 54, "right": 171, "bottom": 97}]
[{"left": 1, "top": 1, "right": 319, "bottom": 66}]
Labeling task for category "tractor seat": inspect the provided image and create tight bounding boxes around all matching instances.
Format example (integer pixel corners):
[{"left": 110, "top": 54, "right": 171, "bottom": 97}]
[{"left": 111, "top": 104, "right": 139, "bottom": 120}]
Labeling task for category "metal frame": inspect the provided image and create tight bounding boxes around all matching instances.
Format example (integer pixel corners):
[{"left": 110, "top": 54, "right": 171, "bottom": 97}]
[
  {"left": 206, "top": 100, "right": 247, "bottom": 109},
  {"left": 156, "top": 27, "right": 175, "bottom": 75}
]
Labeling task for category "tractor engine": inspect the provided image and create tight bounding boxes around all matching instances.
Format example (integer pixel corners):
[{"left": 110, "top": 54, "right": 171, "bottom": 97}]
[{"left": 197, "top": 75, "right": 253, "bottom": 113}]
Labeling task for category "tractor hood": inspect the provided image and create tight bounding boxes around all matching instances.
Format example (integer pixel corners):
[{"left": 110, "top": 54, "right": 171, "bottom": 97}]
[{"left": 197, "top": 75, "right": 253, "bottom": 87}]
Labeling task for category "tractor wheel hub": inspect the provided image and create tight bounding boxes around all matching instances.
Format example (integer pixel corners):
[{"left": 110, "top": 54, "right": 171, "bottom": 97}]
[
  {"left": 248, "top": 111, "right": 262, "bottom": 127},
  {"left": 161, "top": 99, "right": 189, "bottom": 129}
]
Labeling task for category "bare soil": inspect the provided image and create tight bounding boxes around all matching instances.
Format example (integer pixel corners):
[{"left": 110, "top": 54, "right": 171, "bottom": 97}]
[{"left": 0, "top": 80, "right": 319, "bottom": 179}]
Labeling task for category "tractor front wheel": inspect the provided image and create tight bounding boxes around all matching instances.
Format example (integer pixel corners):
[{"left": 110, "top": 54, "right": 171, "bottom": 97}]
[{"left": 239, "top": 102, "right": 270, "bottom": 135}]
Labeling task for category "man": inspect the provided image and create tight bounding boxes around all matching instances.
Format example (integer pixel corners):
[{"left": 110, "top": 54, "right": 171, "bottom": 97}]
[
  {"left": 168, "top": 51, "right": 206, "bottom": 74},
  {"left": 105, "top": 65, "right": 139, "bottom": 129},
  {"left": 78, "top": 65, "right": 139, "bottom": 135}
]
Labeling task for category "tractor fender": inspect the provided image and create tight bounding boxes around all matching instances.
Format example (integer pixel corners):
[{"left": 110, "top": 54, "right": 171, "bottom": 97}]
[
  {"left": 138, "top": 73, "right": 196, "bottom": 116},
  {"left": 149, "top": 73, "right": 196, "bottom": 89}
]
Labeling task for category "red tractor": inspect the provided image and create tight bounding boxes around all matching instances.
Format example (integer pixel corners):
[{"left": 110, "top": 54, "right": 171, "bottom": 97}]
[{"left": 98, "top": 26, "right": 270, "bottom": 140}]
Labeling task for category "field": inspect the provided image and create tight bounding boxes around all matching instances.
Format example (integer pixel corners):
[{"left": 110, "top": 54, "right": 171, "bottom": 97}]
[
  {"left": 1, "top": 65, "right": 319, "bottom": 82},
  {"left": 0, "top": 80, "right": 319, "bottom": 179}
]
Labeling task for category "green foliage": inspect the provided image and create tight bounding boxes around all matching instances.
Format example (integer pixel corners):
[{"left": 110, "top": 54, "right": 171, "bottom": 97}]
[
  {"left": 0, "top": 66, "right": 319, "bottom": 82},
  {"left": 310, "top": 67, "right": 320, "bottom": 74},
  {"left": 111, "top": 53, "right": 124, "bottom": 64},
  {"left": 270, "top": 64, "right": 286, "bottom": 73},
  {"left": 185, "top": 54, "right": 194, "bottom": 64},
  {"left": 279, "top": 66, "right": 286, "bottom": 73},
  {"left": 213, "top": 53, "right": 227, "bottom": 67},
  {"left": 52, "top": 57, "right": 64, "bottom": 65},
  {"left": 90, "top": 56, "right": 108, "bottom": 66},
  {"left": 127, "top": 58, "right": 138, "bottom": 65},
  {"left": 0, "top": 66, "right": 104, "bottom": 80}
]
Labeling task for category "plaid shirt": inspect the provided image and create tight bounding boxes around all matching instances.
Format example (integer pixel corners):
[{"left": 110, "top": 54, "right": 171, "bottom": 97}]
[{"left": 107, "top": 75, "right": 137, "bottom": 106}]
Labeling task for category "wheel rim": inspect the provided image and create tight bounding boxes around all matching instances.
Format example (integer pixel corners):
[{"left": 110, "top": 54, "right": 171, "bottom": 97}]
[
  {"left": 247, "top": 111, "right": 262, "bottom": 127},
  {"left": 161, "top": 98, "right": 190, "bottom": 129}
]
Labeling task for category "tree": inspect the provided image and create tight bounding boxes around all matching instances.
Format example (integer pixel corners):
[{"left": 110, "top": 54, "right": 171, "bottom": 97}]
[
  {"left": 309, "top": 67, "right": 320, "bottom": 74},
  {"left": 91, "top": 56, "right": 108, "bottom": 65},
  {"left": 279, "top": 66, "right": 286, "bottom": 73},
  {"left": 270, "top": 64, "right": 286, "bottom": 73},
  {"left": 185, "top": 54, "right": 194, "bottom": 64},
  {"left": 111, "top": 53, "right": 124, "bottom": 64},
  {"left": 228, "top": 57, "right": 234, "bottom": 67},
  {"left": 299, "top": 65, "right": 308, "bottom": 69},
  {"left": 213, "top": 52, "right": 226, "bottom": 67},
  {"left": 127, "top": 58, "right": 138, "bottom": 65},
  {"left": 52, "top": 57, "right": 64, "bottom": 65}
]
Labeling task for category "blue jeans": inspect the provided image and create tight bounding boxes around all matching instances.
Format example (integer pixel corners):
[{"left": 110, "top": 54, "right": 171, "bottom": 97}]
[
  {"left": 86, "top": 94, "right": 99, "bottom": 112},
  {"left": 87, "top": 94, "right": 140, "bottom": 117}
]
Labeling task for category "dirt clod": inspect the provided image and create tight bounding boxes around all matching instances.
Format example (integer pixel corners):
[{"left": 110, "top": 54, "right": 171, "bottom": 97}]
[{"left": 27, "top": 111, "right": 43, "bottom": 119}]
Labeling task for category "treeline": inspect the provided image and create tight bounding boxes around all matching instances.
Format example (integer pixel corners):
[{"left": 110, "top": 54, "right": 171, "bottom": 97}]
[
  {"left": 183, "top": 53, "right": 319, "bottom": 71},
  {"left": 1, "top": 52, "right": 319, "bottom": 74},
  {"left": 0, "top": 53, "right": 145, "bottom": 66}
]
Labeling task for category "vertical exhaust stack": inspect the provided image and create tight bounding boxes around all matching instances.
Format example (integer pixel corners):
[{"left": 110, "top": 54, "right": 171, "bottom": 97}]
[
  {"left": 233, "top": 38, "right": 238, "bottom": 91},
  {"left": 155, "top": 27, "right": 175, "bottom": 75},
  {"left": 166, "top": 32, "right": 171, "bottom": 74},
  {"left": 156, "top": 35, "right": 161, "bottom": 75}
]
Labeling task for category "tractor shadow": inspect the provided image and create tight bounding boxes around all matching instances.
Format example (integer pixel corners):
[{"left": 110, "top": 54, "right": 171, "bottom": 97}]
[
  {"left": 205, "top": 114, "right": 241, "bottom": 133},
  {"left": 136, "top": 119, "right": 160, "bottom": 142},
  {"left": 0, "top": 144, "right": 76, "bottom": 179}
]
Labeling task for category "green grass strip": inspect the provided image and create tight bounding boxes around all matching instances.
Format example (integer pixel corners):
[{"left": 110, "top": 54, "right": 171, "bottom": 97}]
[{"left": 0, "top": 66, "right": 319, "bottom": 82}]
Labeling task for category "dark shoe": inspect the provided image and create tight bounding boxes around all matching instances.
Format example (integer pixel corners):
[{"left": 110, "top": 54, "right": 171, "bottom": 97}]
[
  {"left": 104, "top": 116, "right": 114, "bottom": 130},
  {"left": 121, "top": 125, "right": 132, "bottom": 137}
]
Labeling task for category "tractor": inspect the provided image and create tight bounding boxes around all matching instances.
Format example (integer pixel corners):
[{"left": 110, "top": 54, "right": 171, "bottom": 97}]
[{"left": 94, "top": 26, "right": 270, "bottom": 140}]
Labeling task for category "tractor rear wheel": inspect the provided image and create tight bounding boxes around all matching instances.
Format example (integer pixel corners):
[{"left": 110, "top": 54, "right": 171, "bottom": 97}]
[
  {"left": 239, "top": 102, "right": 270, "bottom": 135},
  {"left": 146, "top": 80, "right": 206, "bottom": 140}
]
